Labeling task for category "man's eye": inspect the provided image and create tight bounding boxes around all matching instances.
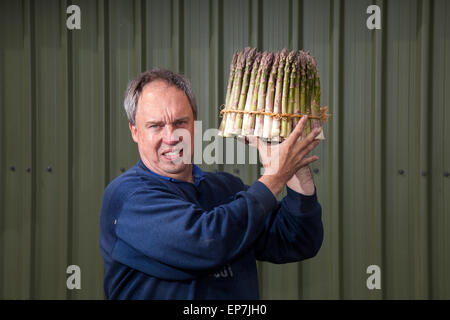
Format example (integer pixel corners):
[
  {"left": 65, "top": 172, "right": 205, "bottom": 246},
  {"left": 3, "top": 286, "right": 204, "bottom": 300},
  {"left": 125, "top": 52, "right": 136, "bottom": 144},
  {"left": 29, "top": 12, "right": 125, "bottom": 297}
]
[{"left": 176, "top": 121, "right": 186, "bottom": 126}]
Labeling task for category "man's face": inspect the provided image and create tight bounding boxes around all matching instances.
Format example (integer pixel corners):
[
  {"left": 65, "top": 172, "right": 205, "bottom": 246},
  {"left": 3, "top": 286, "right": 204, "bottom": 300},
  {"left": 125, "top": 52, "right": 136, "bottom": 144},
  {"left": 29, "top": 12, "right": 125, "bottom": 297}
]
[{"left": 129, "top": 80, "right": 195, "bottom": 181}]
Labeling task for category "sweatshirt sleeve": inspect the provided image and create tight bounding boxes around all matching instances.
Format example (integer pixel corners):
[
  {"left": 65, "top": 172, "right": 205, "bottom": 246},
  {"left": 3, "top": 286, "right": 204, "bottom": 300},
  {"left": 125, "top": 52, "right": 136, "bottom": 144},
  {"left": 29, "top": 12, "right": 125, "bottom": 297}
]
[
  {"left": 112, "top": 180, "right": 277, "bottom": 280},
  {"left": 253, "top": 185, "right": 324, "bottom": 263}
]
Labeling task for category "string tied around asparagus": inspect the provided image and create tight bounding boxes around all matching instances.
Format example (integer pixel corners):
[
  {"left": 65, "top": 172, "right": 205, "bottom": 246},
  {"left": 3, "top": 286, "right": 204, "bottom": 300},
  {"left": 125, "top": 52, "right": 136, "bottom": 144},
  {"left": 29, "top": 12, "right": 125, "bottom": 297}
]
[{"left": 219, "top": 104, "right": 330, "bottom": 122}]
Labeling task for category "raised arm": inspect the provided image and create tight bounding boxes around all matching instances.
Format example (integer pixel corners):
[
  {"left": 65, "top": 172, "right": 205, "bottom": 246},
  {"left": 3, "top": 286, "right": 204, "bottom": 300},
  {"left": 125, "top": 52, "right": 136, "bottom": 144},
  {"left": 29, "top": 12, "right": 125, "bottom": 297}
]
[{"left": 248, "top": 115, "right": 324, "bottom": 262}]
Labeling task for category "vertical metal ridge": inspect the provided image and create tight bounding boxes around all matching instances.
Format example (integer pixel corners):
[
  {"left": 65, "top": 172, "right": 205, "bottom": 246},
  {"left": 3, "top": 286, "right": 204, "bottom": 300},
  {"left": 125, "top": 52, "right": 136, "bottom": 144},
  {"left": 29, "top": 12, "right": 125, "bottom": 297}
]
[
  {"left": 103, "top": 0, "right": 110, "bottom": 187},
  {"left": 295, "top": 0, "right": 303, "bottom": 301},
  {"left": 208, "top": 0, "right": 218, "bottom": 172},
  {"left": 328, "top": 0, "right": 343, "bottom": 299},
  {"left": 178, "top": 0, "right": 184, "bottom": 73},
  {"left": 288, "top": 0, "right": 292, "bottom": 49},
  {"left": 295, "top": 0, "right": 304, "bottom": 298},
  {"left": 257, "top": 0, "right": 263, "bottom": 49},
  {"left": 65, "top": 0, "right": 74, "bottom": 300},
  {"left": 0, "top": 4, "right": 4, "bottom": 301},
  {"left": 217, "top": 0, "right": 225, "bottom": 174},
  {"left": 141, "top": 0, "right": 147, "bottom": 70},
  {"left": 28, "top": 0, "right": 37, "bottom": 299},
  {"left": 0, "top": 0, "right": 5, "bottom": 298},
  {"left": 298, "top": 0, "right": 303, "bottom": 49},
  {"left": 170, "top": 0, "right": 175, "bottom": 69},
  {"left": 414, "top": 0, "right": 425, "bottom": 299},
  {"left": 208, "top": 0, "right": 215, "bottom": 124},
  {"left": 372, "top": 0, "right": 386, "bottom": 300},
  {"left": 218, "top": 0, "right": 224, "bottom": 123},
  {"left": 249, "top": 0, "right": 259, "bottom": 48},
  {"left": 421, "top": 0, "right": 434, "bottom": 299},
  {"left": 379, "top": 0, "right": 388, "bottom": 299},
  {"left": 210, "top": 0, "right": 219, "bottom": 126},
  {"left": 248, "top": 0, "right": 253, "bottom": 46},
  {"left": 334, "top": 0, "right": 345, "bottom": 299},
  {"left": 380, "top": 0, "right": 388, "bottom": 298},
  {"left": 327, "top": 0, "right": 335, "bottom": 299}
]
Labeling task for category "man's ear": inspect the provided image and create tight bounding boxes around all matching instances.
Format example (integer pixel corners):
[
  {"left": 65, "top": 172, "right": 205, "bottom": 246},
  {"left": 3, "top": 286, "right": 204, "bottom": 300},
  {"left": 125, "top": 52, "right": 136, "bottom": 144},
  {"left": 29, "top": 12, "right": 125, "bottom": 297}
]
[{"left": 129, "top": 122, "right": 138, "bottom": 143}]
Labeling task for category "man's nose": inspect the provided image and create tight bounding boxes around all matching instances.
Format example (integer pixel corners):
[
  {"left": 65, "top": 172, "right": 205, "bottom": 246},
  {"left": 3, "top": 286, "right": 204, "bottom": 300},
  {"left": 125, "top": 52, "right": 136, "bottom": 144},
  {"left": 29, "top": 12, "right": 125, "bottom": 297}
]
[{"left": 162, "top": 125, "right": 182, "bottom": 145}]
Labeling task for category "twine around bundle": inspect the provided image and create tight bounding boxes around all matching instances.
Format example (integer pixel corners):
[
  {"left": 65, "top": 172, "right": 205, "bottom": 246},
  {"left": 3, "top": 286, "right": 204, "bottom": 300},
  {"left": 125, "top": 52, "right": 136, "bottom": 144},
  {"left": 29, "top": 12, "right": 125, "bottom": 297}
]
[{"left": 219, "top": 104, "right": 329, "bottom": 122}]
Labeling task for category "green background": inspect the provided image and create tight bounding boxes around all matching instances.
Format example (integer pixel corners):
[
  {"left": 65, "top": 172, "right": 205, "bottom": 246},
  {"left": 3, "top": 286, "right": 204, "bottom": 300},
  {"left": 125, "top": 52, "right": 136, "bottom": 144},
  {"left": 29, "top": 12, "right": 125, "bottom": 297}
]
[{"left": 0, "top": 0, "right": 449, "bottom": 299}]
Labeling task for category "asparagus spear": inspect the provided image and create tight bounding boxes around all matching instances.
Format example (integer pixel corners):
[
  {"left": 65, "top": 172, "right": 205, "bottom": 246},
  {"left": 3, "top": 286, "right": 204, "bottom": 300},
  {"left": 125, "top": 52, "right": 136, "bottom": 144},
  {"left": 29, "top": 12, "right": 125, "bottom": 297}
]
[
  {"left": 280, "top": 50, "right": 296, "bottom": 139},
  {"left": 310, "top": 56, "right": 324, "bottom": 139},
  {"left": 221, "top": 50, "right": 243, "bottom": 137},
  {"left": 292, "top": 52, "right": 302, "bottom": 129},
  {"left": 270, "top": 48, "right": 288, "bottom": 141},
  {"left": 254, "top": 52, "right": 274, "bottom": 137},
  {"left": 232, "top": 48, "right": 257, "bottom": 135},
  {"left": 242, "top": 51, "right": 267, "bottom": 136},
  {"left": 305, "top": 52, "right": 314, "bottom": 136},
  {"left": 218, "top": 51, "right": 239, "bottom": 136},
  {"left": 299, "top": 51, "right": 307, "bottom": 138},
  {"left": 302, "top": 52, "right": 311, "bottom": 137},
  {"left": 225, "top": 52, "right": 239, "bottom": 111},
  {"left": 285, "top": 53, "right": 298, "bottom": 137},
  {"left": 262, "top": 51, "right": 280, "bottom": 139},
  {"left": 240, "top": 52, "right": 262, "bottom": 137},
  {"left": 224, "top": 49, "right": 249, "bottom": 137}
]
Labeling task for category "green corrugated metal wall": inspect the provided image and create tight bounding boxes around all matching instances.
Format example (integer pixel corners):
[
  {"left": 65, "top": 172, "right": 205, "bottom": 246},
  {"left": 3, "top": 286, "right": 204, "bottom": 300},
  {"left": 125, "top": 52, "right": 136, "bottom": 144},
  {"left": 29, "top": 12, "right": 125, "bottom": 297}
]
[{"left": 0, "top": 0, "right": 449, "bottom": 299}]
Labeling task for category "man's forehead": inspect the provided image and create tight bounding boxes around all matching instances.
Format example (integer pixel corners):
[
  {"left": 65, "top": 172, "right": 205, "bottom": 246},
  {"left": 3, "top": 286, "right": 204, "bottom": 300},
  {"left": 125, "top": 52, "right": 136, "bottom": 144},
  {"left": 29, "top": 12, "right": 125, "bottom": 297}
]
[
  {"left": 136, "top": 81, "right": 193, "bottom": 120},
  {"left": 139, "top": 81, "right": 189, "bottom": 106},
  {"left": 141, "top": 80, "right": 184, "bottom": 96}
]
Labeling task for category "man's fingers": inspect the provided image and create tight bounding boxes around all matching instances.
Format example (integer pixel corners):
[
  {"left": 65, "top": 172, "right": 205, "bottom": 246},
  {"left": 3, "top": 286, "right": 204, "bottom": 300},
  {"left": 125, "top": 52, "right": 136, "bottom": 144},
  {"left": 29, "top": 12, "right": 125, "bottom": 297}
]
[
  {"left": 298, "top": 155, "right": 319, "bottom": 168},
  {"left": 286, "top": 115, "right": 308, "bottom": 144},
  {"left": 295, "top": 127, "right": 322, "bottom": 152},
  {"left": 310, "top": 127, "right": 323, "bottom": 140},
  {"left": 298, "top": 139, "right": 320, "bottom": 160}
]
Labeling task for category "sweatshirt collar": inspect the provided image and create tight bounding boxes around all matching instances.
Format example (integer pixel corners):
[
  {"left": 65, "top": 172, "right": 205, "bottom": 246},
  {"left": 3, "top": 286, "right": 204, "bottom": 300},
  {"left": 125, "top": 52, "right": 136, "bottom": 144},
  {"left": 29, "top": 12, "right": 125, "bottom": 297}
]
[{"left": 138, "top": 159, "right": 205, "bottom": 187}]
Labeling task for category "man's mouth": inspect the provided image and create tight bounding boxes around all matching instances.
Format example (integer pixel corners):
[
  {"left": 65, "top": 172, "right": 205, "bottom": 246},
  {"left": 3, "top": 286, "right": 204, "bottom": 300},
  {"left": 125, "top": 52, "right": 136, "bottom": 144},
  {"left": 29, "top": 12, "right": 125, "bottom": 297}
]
[{"left": 161, "top": 147, "right": 184, "bottom": 161}]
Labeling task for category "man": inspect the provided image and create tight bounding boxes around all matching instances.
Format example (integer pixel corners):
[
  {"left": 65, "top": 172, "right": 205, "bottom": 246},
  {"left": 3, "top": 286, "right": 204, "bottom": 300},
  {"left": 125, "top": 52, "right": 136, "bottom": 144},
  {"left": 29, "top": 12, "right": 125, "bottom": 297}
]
[{"left": 99, "top": 68, "right": 324, "bottom": 299}]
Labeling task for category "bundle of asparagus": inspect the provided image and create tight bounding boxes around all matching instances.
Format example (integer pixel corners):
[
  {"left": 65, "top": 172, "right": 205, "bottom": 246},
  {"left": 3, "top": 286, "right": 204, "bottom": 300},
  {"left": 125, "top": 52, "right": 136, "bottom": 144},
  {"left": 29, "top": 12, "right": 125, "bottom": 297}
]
[{"left": 218, "top": 47, "right": 327, "bottom": 142}]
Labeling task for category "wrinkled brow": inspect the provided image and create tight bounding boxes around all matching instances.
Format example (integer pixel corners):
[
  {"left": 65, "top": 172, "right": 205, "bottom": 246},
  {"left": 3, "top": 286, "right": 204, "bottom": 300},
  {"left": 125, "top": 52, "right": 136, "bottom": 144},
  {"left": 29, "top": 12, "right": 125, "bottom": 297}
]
[{"left": 145, "top": 116, "right": 190, "bottom": 126}]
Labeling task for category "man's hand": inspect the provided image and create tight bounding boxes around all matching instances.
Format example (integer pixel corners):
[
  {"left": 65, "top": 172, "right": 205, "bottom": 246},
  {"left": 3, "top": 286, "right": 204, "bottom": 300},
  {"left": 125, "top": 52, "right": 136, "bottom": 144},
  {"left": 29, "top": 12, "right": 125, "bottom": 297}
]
[
  {"left": 249, "top": 116, "right": 321, "bottom": 197},
  {"left": 287, "top": 165, "right": 316, "bottom": 196}
]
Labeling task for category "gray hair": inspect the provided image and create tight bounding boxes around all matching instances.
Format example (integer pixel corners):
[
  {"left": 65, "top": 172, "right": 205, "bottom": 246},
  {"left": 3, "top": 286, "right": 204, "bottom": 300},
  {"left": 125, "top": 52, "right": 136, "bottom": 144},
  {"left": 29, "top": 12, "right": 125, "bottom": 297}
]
[{"left": 124, "top": 68, "right": 198, "bottom": 125}]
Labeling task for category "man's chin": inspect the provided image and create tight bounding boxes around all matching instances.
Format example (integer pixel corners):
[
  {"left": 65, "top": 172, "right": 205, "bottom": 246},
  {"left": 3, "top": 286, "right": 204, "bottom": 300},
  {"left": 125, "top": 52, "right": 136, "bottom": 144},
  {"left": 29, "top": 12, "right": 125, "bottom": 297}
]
[{"left": 160, "top": 162, "right": 190, "bottom": 175}]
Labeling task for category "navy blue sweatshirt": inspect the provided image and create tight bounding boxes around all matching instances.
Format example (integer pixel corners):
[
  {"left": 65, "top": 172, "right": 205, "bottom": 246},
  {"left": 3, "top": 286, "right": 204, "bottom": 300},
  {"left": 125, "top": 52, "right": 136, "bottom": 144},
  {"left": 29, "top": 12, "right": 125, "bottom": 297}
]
[{"left": 99, "top": 160, "right": 323, "bottom": 299}]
